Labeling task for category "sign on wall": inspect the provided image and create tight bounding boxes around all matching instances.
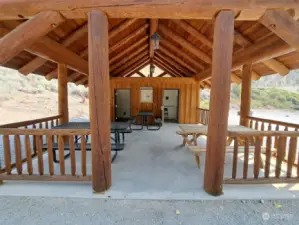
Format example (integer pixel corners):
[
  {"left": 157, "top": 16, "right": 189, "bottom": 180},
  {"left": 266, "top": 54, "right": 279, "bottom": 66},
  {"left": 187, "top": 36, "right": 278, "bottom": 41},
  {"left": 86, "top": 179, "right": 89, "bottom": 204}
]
[{"left": 140, "top": 87, "right": 153, "bottom": 103}]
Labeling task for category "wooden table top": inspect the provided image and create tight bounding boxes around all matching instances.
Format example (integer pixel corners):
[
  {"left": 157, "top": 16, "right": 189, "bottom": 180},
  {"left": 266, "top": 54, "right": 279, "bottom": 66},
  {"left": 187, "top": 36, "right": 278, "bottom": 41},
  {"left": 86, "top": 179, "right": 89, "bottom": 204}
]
[{"left": 179, "top": 124, "right": 254, "bottom": 136}]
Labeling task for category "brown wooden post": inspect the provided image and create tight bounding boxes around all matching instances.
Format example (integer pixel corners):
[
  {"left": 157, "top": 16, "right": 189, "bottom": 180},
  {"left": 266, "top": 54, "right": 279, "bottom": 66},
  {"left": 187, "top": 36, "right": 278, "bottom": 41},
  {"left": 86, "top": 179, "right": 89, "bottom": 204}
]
[
  {"left": 197, "top": 83, "right": 201, "bottom": 124},
  {"left": 58, "top": 63, "right": 69, "bottom": 125},
  {"left": 239, "top": 64, "right": 252, "bottom": 127},
  {"left": 88, "top": 10, "right": 111, "bottom": 192},
  {"left": 204, "top": 10, "right": 235, "bottom": 196}
]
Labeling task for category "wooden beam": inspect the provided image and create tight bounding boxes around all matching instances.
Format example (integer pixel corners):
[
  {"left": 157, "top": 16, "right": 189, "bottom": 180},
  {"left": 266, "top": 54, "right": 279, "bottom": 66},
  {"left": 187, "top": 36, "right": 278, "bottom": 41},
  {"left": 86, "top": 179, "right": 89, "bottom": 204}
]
[
  {"left": 110, "top": 44, "right": 148, "bottom": 72},
  {"left": 239, "top": 64, "right": 252, "bottom": 127},
  {"left": 155, "top": 53, "right": 191, "bottom": 76},
  {"left": 159, "top": 46, "right": 197, "bottom": 73},
  {"left": 110, "top": 36, "right": 148, "bottom": 64},
  {"left": 171, "top": 20, "right": 213, "bottom": 48},
  {"left": 153, "top": 61, "right": 177, "bottom": 77},
  {"left": 160, "top": 40, "right": 205, "bottom": 71},
  {"left": 234, "top": 29, "right": 290, "bottom": 76},
  {"left": 58, "top": 63, "right": 69, "bottom": 125},
  {"left": 88, "top": 10, "right": 111, "bottom": 192},
  {"left": 113, "top": 51, "right": 149, "bottom": 76},
  {"left": 157, "top": 72, "right": 167, "bottom": 77},
  {"left": 1, "top": 1, "right": 297, "bottom": 20},
  {"left": 27, "top": 36, "right": 89, "bottom": 75},
  {"left": 19, "top": 22, "right": 88, "bottom": 75},
  {"left": 137, "top": 71, "right": 146, "bottom": 77},
  {"left": 110, "top": 23, "right": 149, "bottom": 54},
  {"left": 45, "top": 19, "right": 139, "bottom": 80},
  {"left": 195, "top": 35, "right": 294, "bottom": 81},
  {"left": 122, "top": 59, "right": 150, "bottom": 77},
  {"left": 260, "top": 10, "right": 299, "bottom": 53},
  {"left": 0, "top": 11, "right": 65, "bottom": 65},
  {"left": 153, "top": 57, "right": 182, "bottom": 77},
  {"left": 159, "top": 24, "right": 212, "bottom": 64},
  {"left": 204, "top": 10, "right": 235, "bottom": 196},
  {"left": 149, "top": 19, "right": 158, "bottom": 59}
]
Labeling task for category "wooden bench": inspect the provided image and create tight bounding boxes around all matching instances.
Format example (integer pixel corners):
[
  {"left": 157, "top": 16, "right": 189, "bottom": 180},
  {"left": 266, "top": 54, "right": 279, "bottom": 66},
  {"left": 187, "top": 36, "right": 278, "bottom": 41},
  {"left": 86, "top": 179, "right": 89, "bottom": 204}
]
[{"left": 188, "top": 146, "right": 277, "bottom": 169}]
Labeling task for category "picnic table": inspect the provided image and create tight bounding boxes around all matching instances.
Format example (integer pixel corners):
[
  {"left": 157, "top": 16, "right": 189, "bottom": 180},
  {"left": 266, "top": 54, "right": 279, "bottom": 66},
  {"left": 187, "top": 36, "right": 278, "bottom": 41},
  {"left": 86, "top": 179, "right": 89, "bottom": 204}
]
[
  {"left": 178, "top": 124, "right": 255, "bottom": 146},
  {"left": 137, "top": 111, "right": 154, "bottom": 125},
  {"left": 48, "top": 121, "right": 131, "bottom": 163}
]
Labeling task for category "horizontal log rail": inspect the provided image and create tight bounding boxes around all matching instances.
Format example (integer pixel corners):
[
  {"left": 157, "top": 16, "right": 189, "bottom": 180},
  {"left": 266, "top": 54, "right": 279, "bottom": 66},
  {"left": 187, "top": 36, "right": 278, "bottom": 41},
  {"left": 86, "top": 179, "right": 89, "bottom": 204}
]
[
  {"left": 0, "top": 128, "right": 91, "bottom": 182},
  {"left": 0, "top": 115, "right": 62, "bottom": 129},
  {"left": 224, "top": 131, "right": 299, "bottom": 184},
  {"left": 247, "top": 116, "right": 299, "bottom": 131},
  {"left": 197, "top": 108, "right": 210, "bottom": 125}
]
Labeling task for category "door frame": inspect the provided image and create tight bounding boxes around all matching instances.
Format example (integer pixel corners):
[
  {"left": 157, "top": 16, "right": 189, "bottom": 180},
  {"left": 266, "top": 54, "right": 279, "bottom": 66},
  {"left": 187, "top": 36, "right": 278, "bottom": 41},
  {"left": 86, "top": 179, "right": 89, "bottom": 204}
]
[
  {"left": 162, "top": 88, "right": 180, "bottom": 122},
  {"left": 114, "top": 88, "right": 131, "bottom": 121}
]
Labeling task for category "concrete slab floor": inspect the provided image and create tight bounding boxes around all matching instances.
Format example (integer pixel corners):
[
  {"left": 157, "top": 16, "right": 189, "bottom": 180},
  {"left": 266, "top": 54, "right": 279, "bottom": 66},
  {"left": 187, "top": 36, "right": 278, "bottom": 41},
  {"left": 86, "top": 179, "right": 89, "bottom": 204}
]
[{"left": 0, "top": 123, "right": 299, "bottom": 200}]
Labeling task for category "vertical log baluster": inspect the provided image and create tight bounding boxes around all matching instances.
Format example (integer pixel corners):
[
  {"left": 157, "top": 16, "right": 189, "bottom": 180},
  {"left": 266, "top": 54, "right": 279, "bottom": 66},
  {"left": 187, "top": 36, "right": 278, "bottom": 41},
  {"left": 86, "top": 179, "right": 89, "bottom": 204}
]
[
  {"left": 51, "top": 119, "right": 54, "bottom": 128},
  {"left": 58, "top": 135, "right": 65, "bottom": 175},
  {"left": 255, "top": 120, "right": 259, "bottom": 130},
  {"left": 268, "top": 123, "right": 271, "bottom": 131},
  {"left": 232, "top": 137, "right": 238, "bottom": 179},
  {"left": 254, "top": 136, "right": 261, "bottom": 179},
  {"left": 24, "top": 135, "right": 33, "bottom": 175},
  {"left": 274, "top": 124, "right": 279, "bottom": 148},
  {"left": 14, "top": 135, "right": 22, "bottom": 175},
  {"left": 275, "top": 136, "right": 286, "bottom": 178},
  {"left": 47, "top": 135, "right": 54, "bottom": 176},
  {"left": 69, "top": 136, "right": 76, "bottom": 176},
  {"left": 45, "top": 121, "right": 49, "bottom": 129},
  {"left": 243, "top": 137, "right": 249, "bottom": 179},
  {"left": 287, "top": 137, "right": 297, "bottom": 178},
  {"left": 265, "top": 136, "right": 272, "bottom": 178},
  {"left": 81, "top": 135, "right": 87, "bottom": 176},
  {"left": 35, "top": 135, "right": 44, "bottom": 175},
  {"left": 249, "top": 119, "right": 253, "bottom": 129},
  {"left": 3, "top": 135, "right": 12, "bottom": 175},
  {"left": 261, "top": 122, "right": 265, "bottom": 131}
]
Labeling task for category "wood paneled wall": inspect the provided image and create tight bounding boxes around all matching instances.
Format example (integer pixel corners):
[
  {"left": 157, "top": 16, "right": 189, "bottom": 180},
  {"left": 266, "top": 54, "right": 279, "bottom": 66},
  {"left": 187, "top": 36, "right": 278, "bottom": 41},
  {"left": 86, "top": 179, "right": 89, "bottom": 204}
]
[{"left": 110, "top": 78, "right": 200, "bottom": 124}]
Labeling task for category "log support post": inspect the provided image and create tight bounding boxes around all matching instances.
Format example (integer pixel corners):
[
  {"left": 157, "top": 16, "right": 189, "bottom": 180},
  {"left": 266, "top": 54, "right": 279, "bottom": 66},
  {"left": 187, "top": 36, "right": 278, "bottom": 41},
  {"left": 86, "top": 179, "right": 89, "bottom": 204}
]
[
  {"left": 58, "top": 63, "right": 69, "bottom": 125},
  {"left": 204, "top": 11, "right": 235, "bottom": 196},
  {"left": 88, "top": 10, "right": 111, "bottom": 192},
  {"left": 239, "top": 64, "right": 252, "bottom": 127}
]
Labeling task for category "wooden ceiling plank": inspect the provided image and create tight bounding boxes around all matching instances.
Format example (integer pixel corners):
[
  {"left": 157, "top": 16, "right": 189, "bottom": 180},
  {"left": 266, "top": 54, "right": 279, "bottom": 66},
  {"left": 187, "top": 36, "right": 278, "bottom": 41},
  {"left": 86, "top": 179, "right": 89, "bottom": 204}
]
[
  {"left": 121, "top": 58, "right": 150, "bottom": 77},
  {"left": 159, "top": 46, "right": 197, "bottom": 73},
  {"left": 110, "top": 44, "right": 148, "bottom": 72},
  {"left": 171, "top": 20, "right": 213, "bottom": 48},
  {"left": 110, "top": 23, "right": 149, "bottom": 54},
  {"left": 19, "top": 22, "right": 88, "bottom": 75},
  {"left": 153, "top": 60, "right": 177, "bottom": 78},
  {"left": 160, "top": 39, "right": 205, "bottom": 71},
  {"left": 260, "top": 10, "right": 299, "bottom": 52},
  {"left": 110, "top": 36, "right": 148, "bottom": 64},
  {"left": 234, "top": 29, "right": 290, "bottom": 76},
  {"left": 149, "top": 19, "right": 158, "bottom": 59},
  {"left": 155, "top": 52, "right": 191, "bottom": 76},
  {"left": 113, "top": 51, "right": 149, "bottom": 76},
  {"left": 123, "top": 60, "right": 150, "bottom": 77},
  {"left": 154, "top": 57, "right": 182, "bottom": 77},
  {"left": 159, "top": 24, "right": 212, "bottom": 64},
  {"left": 0, "top": 11, "right": 65, "bottom": 65},
  {"left": 195, "top": 34, "right": 294, "bottom": 81}
]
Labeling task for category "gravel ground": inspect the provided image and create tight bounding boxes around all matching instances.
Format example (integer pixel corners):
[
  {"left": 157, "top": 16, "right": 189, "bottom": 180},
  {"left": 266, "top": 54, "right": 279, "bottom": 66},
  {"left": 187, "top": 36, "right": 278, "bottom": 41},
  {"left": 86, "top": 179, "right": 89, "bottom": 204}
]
[{"left": 0, "top": 197, "right": 298, "bottom": 225}]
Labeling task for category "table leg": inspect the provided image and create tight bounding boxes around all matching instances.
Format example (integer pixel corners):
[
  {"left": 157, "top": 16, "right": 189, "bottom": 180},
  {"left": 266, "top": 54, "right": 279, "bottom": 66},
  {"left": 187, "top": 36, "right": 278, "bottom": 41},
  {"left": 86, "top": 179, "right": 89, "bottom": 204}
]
[
  {"left": 193, "top": 134, "right": 198, "bottom": 146},
  {"left": 195, "top": 154, "right": 200, "bottom": 168}
]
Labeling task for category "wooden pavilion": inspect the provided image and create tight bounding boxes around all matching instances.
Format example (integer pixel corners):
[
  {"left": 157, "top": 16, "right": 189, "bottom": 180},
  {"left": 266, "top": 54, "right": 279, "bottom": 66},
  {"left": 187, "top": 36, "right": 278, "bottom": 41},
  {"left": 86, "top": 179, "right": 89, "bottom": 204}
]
[{"left": 0, "top": 0, "right": 299, "bottom": 196}]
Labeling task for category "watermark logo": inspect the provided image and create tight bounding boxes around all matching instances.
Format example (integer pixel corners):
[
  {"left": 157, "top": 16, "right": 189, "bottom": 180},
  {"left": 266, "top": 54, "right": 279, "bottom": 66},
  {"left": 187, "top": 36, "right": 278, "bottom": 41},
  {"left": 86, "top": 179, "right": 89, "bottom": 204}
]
[{"left": 262, "top": 212, "right": 293, "bottom": 221}]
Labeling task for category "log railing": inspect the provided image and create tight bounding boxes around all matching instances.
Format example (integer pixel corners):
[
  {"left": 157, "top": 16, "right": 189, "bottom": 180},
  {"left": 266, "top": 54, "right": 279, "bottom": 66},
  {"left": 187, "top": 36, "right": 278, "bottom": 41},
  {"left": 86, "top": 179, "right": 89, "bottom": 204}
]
[
  {"left": 197, "top": 108, "right": 210, "bottom": 125},
  {"left": 0, "top": 115, "right": 62, "bottom": 129},
  {"left": 224, "top": 130, "right": 299, "bottom": 184},
  {"left": 0, "top": 128, "right": 91, "bottom": 182},
  {"left": 247, "top": 116, "right": 299, "bottom": 132}
]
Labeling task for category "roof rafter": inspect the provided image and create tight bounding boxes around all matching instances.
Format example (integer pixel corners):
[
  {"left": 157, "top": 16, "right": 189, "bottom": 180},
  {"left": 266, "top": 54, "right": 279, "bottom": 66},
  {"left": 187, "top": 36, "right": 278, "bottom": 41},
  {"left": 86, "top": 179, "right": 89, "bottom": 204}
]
[
  {"left": 153, "top": 57, "right": 182, "bottom": 77},
  {"left": 149, "top": 19, "right": 158, "bottom": 59},
  {"left": 234, "top": 29, "right": 290, "bottom": 76},
  {"left": 153, "top": 61, "right": 177, "bottom": 78},
  {"left": 0, "top": 11, "right": 65, "bottom": 65},
  {"left": 121, "top": 58, "right": 150, "bottom": 77}
]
